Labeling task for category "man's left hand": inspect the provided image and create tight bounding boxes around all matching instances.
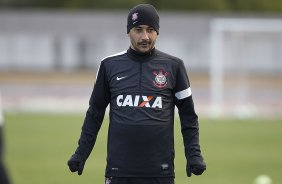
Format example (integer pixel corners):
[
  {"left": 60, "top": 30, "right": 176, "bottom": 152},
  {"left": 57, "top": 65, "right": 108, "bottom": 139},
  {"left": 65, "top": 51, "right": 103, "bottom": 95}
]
[{"left": 186, "top": 156, "right": 206, "bottom": 177}]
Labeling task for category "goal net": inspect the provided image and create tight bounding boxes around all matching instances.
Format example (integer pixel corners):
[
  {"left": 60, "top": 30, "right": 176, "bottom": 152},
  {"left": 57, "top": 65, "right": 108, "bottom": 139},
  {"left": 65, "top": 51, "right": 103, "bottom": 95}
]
[{"left": 209, "top": 18, "right": 282, "bottom": 118}]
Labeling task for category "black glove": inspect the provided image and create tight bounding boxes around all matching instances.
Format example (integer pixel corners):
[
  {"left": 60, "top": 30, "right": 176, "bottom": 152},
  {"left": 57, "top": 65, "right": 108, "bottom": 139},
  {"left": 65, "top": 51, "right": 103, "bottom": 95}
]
[
  {"left": 67, "top": 154, "right": 86, "bottom": 175},
  {"left": 186, "top": 156, "right": 206, "bottom": 177}
]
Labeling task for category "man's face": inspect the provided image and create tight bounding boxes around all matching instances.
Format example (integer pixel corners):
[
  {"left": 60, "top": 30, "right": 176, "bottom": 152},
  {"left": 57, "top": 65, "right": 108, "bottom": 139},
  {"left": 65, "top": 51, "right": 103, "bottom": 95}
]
[{"left": 128, "top": 25, "right": 158, "bottom": 53}]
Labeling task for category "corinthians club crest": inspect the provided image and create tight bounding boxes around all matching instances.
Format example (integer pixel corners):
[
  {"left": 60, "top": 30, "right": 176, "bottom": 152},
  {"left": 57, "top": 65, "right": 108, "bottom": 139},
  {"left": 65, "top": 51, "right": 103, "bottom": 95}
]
[{"left": 153, "top": 69, "right": 169, "bottom": 88}]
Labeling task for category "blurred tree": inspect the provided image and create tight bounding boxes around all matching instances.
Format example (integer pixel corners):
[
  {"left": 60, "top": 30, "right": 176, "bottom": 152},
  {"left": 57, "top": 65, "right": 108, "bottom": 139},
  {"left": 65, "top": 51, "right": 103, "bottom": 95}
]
[
  {"left": 1, "top": 0, "right": 282, "bottom": 12},
  {"left": 146, "top": 0, "right": 161, "bottom": 9}
]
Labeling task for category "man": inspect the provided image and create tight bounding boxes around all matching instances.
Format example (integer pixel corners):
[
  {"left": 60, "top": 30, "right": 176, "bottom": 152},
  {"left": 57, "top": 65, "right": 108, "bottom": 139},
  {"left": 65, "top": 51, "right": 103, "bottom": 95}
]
[
  {"left": 0, "top": 91, "right": 11, "bottom": 184},
  {"left": 68, "top": 4, "right": 206, "bottom": 184}
]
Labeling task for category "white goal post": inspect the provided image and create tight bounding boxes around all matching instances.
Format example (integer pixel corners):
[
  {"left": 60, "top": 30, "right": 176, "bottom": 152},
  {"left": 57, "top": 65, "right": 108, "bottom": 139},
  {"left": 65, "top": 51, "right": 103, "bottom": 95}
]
[{"left": 209, "top": 18, "right": 282, "bottom": 117}]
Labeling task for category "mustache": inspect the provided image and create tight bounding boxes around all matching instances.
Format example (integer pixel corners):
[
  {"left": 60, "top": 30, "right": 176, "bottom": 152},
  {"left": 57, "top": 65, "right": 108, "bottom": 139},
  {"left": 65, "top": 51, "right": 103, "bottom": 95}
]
[{"left": 138, "top": 41, "right": 151, "bottom": 45}]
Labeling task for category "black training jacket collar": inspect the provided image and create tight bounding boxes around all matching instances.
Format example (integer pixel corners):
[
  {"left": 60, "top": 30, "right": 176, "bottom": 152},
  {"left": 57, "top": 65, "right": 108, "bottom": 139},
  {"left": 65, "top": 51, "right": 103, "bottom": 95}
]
[{"left": 127, "top": 47, "right": 156, "bottom": 62}]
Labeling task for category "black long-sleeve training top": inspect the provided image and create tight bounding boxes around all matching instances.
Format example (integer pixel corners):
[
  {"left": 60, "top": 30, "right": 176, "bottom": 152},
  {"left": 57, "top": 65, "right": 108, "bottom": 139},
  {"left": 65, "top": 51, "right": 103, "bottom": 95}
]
[{"left": 75, "top": 47, "right": 202, "bottom": 178}]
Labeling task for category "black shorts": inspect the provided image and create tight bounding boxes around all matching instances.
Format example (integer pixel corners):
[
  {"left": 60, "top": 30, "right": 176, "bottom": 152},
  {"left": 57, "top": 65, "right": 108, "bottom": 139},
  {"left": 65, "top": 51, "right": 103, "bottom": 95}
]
[{"left": 105, "top": 177, "right": 174, "bottom": 184}]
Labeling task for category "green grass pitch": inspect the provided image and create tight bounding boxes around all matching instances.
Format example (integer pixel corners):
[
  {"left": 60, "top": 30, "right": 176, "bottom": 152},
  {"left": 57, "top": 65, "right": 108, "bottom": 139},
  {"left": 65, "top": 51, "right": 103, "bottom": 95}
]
[{"left": 3, "top": 113, "right": 282, "bottom": 184}]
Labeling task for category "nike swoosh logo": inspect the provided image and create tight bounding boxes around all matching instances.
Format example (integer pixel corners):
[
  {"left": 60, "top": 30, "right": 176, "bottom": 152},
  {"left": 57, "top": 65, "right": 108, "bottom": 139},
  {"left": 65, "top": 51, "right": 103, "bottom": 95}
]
[{"left": 116, "top": 76, "right": 127, "bottom": 81}]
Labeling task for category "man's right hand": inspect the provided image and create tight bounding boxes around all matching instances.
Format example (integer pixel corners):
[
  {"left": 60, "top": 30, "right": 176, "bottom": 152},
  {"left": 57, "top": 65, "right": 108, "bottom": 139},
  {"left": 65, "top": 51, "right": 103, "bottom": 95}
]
[{"left": 67, "top": 154, "right": 86, "bottom": 175}]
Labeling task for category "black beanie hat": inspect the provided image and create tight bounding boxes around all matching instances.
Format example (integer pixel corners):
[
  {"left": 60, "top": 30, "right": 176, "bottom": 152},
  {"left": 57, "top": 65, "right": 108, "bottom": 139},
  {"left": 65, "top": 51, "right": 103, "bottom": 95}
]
[{"left": 127, "top": 4, "right": 160, "bottom": 34}]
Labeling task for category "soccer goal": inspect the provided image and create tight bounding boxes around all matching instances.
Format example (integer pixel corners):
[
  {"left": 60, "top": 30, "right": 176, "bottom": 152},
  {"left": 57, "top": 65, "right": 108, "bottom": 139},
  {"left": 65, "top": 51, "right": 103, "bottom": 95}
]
[{"left": 209, "top": 18, "right": 282, "bottom": 118}]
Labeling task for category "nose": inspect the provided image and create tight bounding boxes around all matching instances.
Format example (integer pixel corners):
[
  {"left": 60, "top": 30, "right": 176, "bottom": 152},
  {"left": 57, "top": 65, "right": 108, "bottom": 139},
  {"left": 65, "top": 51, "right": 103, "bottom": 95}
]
[{"left": 141, "top": 30, "right": 149, "bottom": 40}]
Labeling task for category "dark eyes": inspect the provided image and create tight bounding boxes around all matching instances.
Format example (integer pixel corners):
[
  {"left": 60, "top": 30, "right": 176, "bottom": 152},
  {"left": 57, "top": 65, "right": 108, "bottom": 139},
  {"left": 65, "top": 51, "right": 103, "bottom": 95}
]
[
  {"left": 135, "top": 28, "right": 142, "bottom": 32},
  {"left": 135, "top": 28, "right": 154, "bottom": 33}
]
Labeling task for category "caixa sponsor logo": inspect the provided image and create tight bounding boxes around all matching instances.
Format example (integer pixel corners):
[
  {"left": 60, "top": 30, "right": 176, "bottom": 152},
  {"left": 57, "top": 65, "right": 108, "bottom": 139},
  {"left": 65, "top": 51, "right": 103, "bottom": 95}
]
[{"left": 116, "top": 95, "right": 162, "bottom": 108}]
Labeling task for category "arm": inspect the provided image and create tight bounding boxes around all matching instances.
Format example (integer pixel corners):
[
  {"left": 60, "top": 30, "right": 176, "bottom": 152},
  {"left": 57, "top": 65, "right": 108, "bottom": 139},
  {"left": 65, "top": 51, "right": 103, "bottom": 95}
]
[
  {"left": 68, "top": 62, "right": 110, "bottom": 175},
  {"left": 174, "top": 61, "right": 206, "bottom": 177}
]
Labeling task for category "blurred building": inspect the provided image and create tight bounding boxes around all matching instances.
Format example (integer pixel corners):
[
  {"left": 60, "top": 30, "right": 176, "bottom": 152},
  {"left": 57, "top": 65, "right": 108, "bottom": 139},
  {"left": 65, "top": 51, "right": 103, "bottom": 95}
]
[{"left": 0, "top": 10, "right": 212, "bottom": 72}]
